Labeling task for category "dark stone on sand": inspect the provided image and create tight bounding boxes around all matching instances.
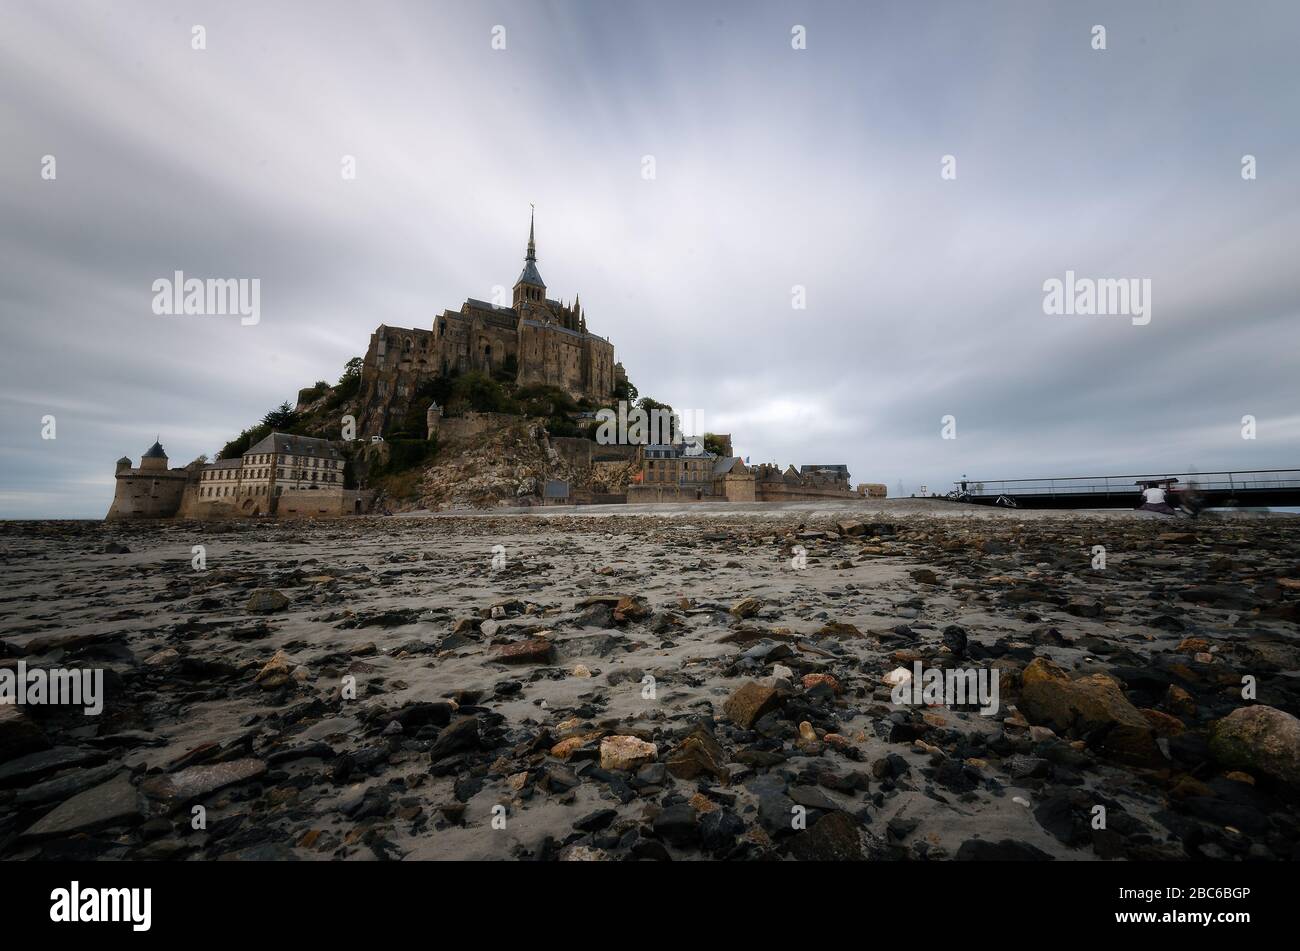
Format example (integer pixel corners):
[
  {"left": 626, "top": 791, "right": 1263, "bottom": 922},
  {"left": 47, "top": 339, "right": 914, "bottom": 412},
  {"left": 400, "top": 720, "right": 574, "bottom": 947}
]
[
  {"left": 575, "top": 808, "right": 618, "bottom": 832},
  {"left": 391, "top": 701, "right": 456, "bottom": 729},
  {"left": 653, "top": 803, "right": 699, "bottom": 847},
  {"left": 22, "top": 773, "right": 142, "bottom": 840},
  {"left": 942, "top": 624, "right": 968, "bottom": 659},
  {"left": 15, "top": 762, "right": 123, "bottom": 807},
  {"left": 955, "top": 838, "right": 1054, "bottom": 861},
  {"left": 0, "top": 746, "right": 107, "bottom": 788},
  {"left": 787, "top": 811, "right": 865, "bottom": 861},
  {"left": 430, "top": 717, "right": 481, "bottom": 761},
  {"left": 700, "top": 810, "right": 746, "bottom": 854}
]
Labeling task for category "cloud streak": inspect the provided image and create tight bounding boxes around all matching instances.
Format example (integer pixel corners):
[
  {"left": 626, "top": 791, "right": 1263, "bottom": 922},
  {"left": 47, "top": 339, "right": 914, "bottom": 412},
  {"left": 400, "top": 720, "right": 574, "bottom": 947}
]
[{"left": 1, "top": 0, "right": 1297, "bottom": 516}]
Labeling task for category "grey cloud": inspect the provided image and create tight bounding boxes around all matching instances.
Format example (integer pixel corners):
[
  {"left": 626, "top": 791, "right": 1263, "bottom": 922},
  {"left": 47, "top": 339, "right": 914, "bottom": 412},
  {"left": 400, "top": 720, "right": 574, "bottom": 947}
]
[{"left": 1, "top": 0, "right": 1297, "bottom": 516}]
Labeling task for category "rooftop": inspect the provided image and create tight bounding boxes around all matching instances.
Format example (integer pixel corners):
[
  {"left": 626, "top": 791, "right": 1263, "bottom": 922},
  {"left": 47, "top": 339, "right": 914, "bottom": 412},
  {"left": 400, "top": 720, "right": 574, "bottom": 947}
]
[{"left": 245, "top": 432, "right": 341, "bottom": 459}]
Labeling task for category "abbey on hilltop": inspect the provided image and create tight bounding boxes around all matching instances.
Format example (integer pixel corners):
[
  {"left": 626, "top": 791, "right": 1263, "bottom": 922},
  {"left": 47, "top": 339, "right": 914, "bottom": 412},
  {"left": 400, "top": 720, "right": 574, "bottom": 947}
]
[{"left": 355, "top": 210, "right": 623, "bottom": 437}]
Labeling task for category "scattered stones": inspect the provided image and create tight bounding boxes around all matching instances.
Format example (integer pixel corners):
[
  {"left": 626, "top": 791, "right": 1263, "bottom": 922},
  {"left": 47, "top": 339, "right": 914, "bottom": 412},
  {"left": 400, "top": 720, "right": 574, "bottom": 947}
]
[{"left": 5, "top": 508, "right": 1300, "bottom": 864}]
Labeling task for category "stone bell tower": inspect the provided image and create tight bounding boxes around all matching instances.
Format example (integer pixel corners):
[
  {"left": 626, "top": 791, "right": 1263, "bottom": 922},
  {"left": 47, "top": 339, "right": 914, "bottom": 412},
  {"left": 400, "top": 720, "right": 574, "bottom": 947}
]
[{"left": 512, "top": 205, "right": 546, "bottom": 311}]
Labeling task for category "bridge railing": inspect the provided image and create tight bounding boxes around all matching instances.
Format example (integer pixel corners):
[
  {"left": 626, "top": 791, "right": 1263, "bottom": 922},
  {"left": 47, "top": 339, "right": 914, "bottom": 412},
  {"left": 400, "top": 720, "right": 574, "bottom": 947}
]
[{"left": 956, "top": 470, "right": 1300, "bottom": 499}]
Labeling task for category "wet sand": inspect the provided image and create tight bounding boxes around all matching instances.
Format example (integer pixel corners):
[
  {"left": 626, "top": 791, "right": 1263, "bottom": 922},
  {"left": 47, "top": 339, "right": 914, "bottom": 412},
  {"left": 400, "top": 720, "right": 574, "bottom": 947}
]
[{"left": 2, "top": 504, "right": 1299, "bottom": 861}]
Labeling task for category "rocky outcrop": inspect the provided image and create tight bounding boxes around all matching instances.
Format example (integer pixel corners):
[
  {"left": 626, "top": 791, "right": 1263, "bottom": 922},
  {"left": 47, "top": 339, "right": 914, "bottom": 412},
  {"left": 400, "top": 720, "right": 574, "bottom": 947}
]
[{"left": 1209, "top": 705, "right": 1300, "bottom": 787}]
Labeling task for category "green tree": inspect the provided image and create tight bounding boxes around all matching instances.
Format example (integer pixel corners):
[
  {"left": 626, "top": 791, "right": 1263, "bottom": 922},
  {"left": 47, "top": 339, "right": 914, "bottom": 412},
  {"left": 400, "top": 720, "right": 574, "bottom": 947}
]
[
  {"left": 703, "top": 433, "right": 729, "bottom": 456},
  {"left": 613, "top": 374, "right": 638, "bottom": 404},
  {"left": 262, "top": 401, "right": 299, "bottom": 431},
  {"left": 338, "top": 357, "right": 363, "bottom": 387},
  {"left": 446, "top": 371, "right": 517, "bottom": 415}
]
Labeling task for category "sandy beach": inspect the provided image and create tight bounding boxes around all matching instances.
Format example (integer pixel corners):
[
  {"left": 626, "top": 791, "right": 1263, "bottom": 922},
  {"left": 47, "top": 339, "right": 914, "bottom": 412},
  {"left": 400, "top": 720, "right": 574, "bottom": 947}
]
[{"left": 3, "top": 502, "right": 1299, "bottom": 861}]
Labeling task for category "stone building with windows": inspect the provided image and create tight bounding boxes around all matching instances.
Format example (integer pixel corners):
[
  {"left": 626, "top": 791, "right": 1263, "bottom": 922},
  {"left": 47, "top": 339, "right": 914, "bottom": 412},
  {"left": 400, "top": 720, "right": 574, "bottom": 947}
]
[
  {"left": 189, "top": 433, "right": 345, "bottom": 514},
  {"left": 355, "top": 212, "right": 622, "bottom": 437},
  {"left": 107, "top": 434, "right": 371, "bottom": 520}
]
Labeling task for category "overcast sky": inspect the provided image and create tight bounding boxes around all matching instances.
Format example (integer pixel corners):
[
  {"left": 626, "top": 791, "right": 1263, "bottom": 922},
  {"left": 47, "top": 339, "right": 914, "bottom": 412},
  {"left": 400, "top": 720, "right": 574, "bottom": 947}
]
[{"left": 2, "top": 0, "right": 1297, "bottom": 517}]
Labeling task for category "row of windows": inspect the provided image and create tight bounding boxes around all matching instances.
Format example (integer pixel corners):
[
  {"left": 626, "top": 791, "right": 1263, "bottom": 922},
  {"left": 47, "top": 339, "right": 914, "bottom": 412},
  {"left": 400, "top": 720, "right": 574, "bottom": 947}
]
[
  {"left": 645, "top": 459, "right": 713, "bottom": 484},
  {"left": 202, "top": 471, "right": 340, "bottom": 488},
  {"left": 202, "top": 485, "right": 286, "bottom": 498},
  {"left": 203, "top": 456, "right": 341, "bottom": 480}
]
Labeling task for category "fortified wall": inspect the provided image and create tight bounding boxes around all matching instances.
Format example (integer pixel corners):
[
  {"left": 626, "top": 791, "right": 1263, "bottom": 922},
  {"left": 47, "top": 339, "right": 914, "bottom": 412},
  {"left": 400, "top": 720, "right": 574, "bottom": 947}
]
[{"left": 106, "top": 443, "right": 192, "bottom": 520}]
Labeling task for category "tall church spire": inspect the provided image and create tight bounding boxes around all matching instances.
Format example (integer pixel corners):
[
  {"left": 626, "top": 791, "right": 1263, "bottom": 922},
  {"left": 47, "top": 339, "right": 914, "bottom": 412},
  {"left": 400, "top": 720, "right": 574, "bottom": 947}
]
[{"left": 513, "top": 204, "right": 546, "bottom": 308}]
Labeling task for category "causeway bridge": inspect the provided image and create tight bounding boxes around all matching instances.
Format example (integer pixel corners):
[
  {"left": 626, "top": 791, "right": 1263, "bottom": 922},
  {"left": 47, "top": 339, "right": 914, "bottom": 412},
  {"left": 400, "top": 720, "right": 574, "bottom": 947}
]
[{"left": 947, "top": 469, "right": 1300, "bottom": 509}]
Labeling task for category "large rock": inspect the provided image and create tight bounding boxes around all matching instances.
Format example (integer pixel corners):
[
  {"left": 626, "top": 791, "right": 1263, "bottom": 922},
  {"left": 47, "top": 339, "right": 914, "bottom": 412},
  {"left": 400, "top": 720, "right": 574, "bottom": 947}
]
[
  {"left": 0, "top": 746, "right": 107, "bottom": 788},
  {"left": 16, "top": 762, "right": 123, "bottom": 807},
  {"left": 1209, "top": 705, "right": 1300, "bottom": 787},
  {"left": 0, "top": 705, "right": 49, "bottom": 763},
  {"left": 1018, "top": 658, "right": 1158, "bottom": 764},
  {"left": 492, "top": 638, "right": 553, "bottom": 665},
  {"left": 22, "top": 773, "right": 142, "bottom": 839},
  {"left": 723, "top": 681, "right": 781, "bottom": 729},
  {"left": 666, "top": 726, "right": 728, "bottom": 783},
  {"left": 140, "top": 758, "right": 267, "bottom": 806},
  {"left": 599, "top": 735, "right": 657, "bottom": 772}
]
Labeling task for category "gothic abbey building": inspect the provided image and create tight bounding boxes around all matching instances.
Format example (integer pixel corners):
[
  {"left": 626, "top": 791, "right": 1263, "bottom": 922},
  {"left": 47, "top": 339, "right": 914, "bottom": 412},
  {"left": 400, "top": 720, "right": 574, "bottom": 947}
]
[{"left": 356, "top": 213, "right": 622, "bottom": 437}]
